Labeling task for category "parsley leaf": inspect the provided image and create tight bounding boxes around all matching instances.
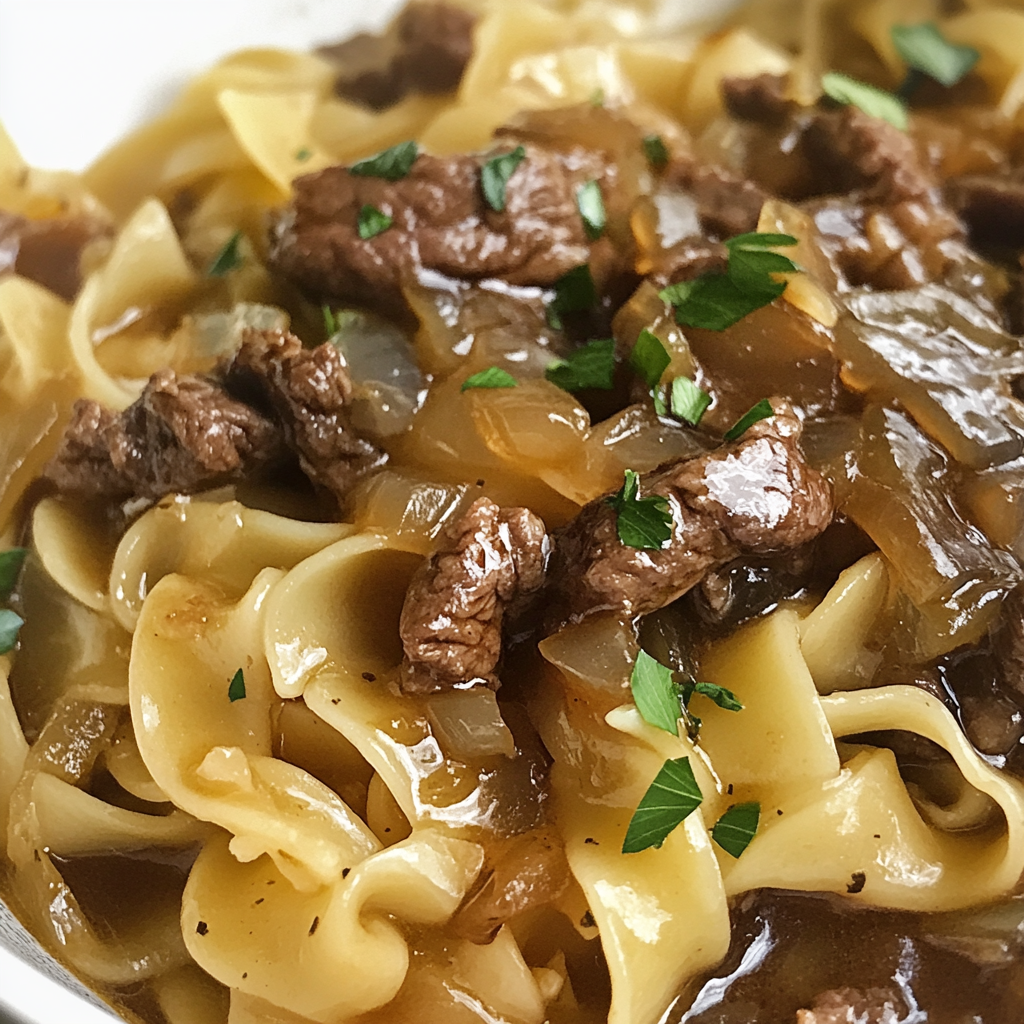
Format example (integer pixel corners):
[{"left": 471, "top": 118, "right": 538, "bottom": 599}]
[
  {"left": 590, "top": 87, "right": 605, "bottom": 108},
  {"left": 605, "top": 469, "right": 673, "bottom": 550},
  {"left": 630, "top": 650, "right": 683, "bottom": 734},
  {"left": 670, "top": 376, "right": 711, "bottom": 426},
  {"left": 821, "top": 72, "right": 908, "bottom": 130},
  {"left": 576, "top": 180, "right": 606, "bottom": 240},
  {"left": 357, "top": 204, "right": 393, "bottom": 240},
  {"left": 724, "top": 398, "right": 775, "bottom": 442},
  {"left": 547, "top": 264, "right": 597, "bottom": 329},
  {"left": 0, "top": 609, "right": 23, "bottom": 655},
  {"left": 711, "top": 802, "right": 760, "bottom": 858},
  {"left": 461, "top": 366, "right": 518, "bottom": 392},
  {"left": 892, "top": 23, "right": 979, "bottom": 88},
  {"left": 545, "top": 338, "right": 615, "bottom": 392},
  {"left": 207, "top": 231, "right": 245, "bottom": 277},
  {"left": 350, "top": 140, "right": 419, "bottom": 181},
  {"left": 660, "top": 233, "right": 799, "bottom": 331},
  {"left": 630, "top": 329, "right": 671, "bottom": 389},
  {"left": 622, "top": 757, "right": 703, "bottom": 853},
  {"left": 682, "top": 680, "right": 744, "bottom": 713},
  {"left": 295, "top": 147, "right": 312, "bottom": 162},
  {"left": 642, "top": 133, "right": 669, "bottom": 169},
  {"left": 228, "top": 668, "right": 246, "bottom": 702},
  {"left": 481, "top": 146, "right": 526, "bottom": 213},
  {"left": 323, "top": 305, "right": 338, "bottom": 337},
  {"left": 0, "top": 548, "right": 27, "bottom": 599}
]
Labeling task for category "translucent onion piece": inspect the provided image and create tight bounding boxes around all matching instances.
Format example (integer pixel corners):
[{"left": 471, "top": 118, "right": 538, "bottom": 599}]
[{"left": 426, "top": 689, "right": 517, "bottom": 760}]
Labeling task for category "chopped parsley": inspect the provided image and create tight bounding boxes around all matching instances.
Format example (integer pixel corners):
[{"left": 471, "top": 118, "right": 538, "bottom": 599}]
[
  {"left": 670, "top": 376, "right": 711, "bottom": 426},
  {"left": 821, "top": 71, "right": 908, "bottom": 130},
  {"left": 892, "top": 23, "right": 979, "bottom": 88},
  {"left": 630, "top": 650, "right": 683, "bottom": 734},
  {"left": 207, "top": 231, "right": 245, "bottom": 277},
  {"left": 0, "top": 609, "right": 23, "bottom": 655},
  {"left": 323, "top": 305, "right": 338, "bottom": 337},
  {"left": 605, "top": 469, "right": 673, "bottom": 550},
  {"left": 681, "top": 680, "right": 744, "bottom": 713},
  {"left": 295, "top": 147, "right": 312, "bottom": 162},
  {"left": 547, "top": 264, "right": 597, "bottom": 329},
  {"left": 576, "top": 180, "right": 606, "bottom": 240},
  {"left": 350, "top": 140, "right": 419, "bottom": 181},
  {"left": 0, "top": 548, "right": 27, "bottom": 599},
  {"left": 590, "top": 87, "right": 605, "bottom": 108},
  {"left": 622, "top": 757, "right": 703, "bottom": 853},
  {"left": 660, "top": 232, "right": 799, "bottom": 331},
  {"left": 642, "top": 134, "right": 669, "bottom": 169},
  {"left": 545, "top": 337, "right": 615, "bottom": 392},
  {"left": 712, "top": 802, "right": 760, "bottom": 858},
  {"left": 481, "top": 145, "right": 526, "bottom": 213},
  {"left": 228, "top": 668, "right": 247, "bottom": 703},
  {"left": 630, "top": 329, "right": 671, "bottom": 389},
  {"left": 357, "top": 204, "right": 393, "bottom": 240},
  {"left": 724, "top": 398, "right": 775, "bottom": 442},
  {"left": 461, "top": 366, "right": 518, "bottom": 392}
]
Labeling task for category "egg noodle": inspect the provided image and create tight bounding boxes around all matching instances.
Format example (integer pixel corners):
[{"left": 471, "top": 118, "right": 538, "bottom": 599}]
[{"left": 4, "top": 1, "right": 1024, "bottom": 1022}]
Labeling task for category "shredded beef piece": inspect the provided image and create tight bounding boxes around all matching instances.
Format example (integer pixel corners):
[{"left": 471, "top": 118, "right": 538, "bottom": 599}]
[
  {"left": 399, "top": 498, "right": 550, "bottom": 693},
  {"left": 947, "top": 175, "right": 1024, "bottom": 250},
  {"left": 270, "top": 147, "right": 594, "bottom": 306},
  {"left": 320, "top": 2, "right": 476, "bottom": 111},
  {"left": 223, "top": 329, "right": 387, "bottom": 501},
  {"left": 992, "top": 583, "right": 1024, "bottom": 701},
  {"left": 44, "top": 371, "right": 281, "bottom": 501},
  {"left": 662, "top": 161, "right": 767, "bottom": 240},
  {"left": 451, "top": 827, "right": 569, "bottom": 944},
  {"left": 722, "top": 73, "right": 792, "bottom": 125},
  {"left": 796, "top": 987, "right": 902, "bottom": 1024},
  {"left": 646, "top": 237, "right": 729, "bottom": 288},
  {"left": 0, "top": 210, "right": 110, "bottom": 301},
  {"left": 550, "top": 399, "right": 832, "bottom": 621}
]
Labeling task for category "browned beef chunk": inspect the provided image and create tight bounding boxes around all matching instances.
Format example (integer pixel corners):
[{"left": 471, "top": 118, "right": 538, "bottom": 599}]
[
  {"left": 992, "top": 583, "right": 1024, "bottom": 701},
  {"left": 0, "top": 210, "right": 110, "bottom": 301},
  {"left": 320, "top": 2, "right": 476, "bottom": 111},
  {"left": 223, "top": 329, "right": 388, "bottom": 500},
  {"left": 399, "top": 497, "right": 550, "bottom": 693},
  {"left": 722, "top": 73, "right": 792, "bottom": 125},
  {"left": 646, "top": 237, "right": 728, "bottom": 288},
  {"left": 661, "top": 161, "right": 767, "bottom": 241},
  {"left": 550, "top": 399, "right": 832, "bottom": 621},
  {"left": 451, "top": 827, "right": 569, "bottom": 944},
  {"left": 270, "top": 147, "right": 594, "bottom": 306},
  {"left": 796, "top": 987, "right": 902, "bottom": 1024},
  {"left": 947, "top": 175, "right": 1024, "bottom": 250},
  {"left": 44, "top": 370, "right": 281, "bottom": 501}
]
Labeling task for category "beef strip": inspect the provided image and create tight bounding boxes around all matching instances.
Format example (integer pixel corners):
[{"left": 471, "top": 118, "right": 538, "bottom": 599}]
[
  {"left": 550, "top": 399, "right": 833, "bottom": 622},
  {"left": 450, "top": 827, "right": 569, "bottom": 944},
  {"left": 223, "top": 329, "right": 387, "bottom": 500},
  {"left": 43, "top": 370, "right": 281, "bottom": 501},
  {"left": 795, "top": 987, "right": 902, "bottom": 1024},
  {"left": 947, "top": 175, "right": 1024, "bottom": 251},
  {"left": 0, "top": 210, "right": 110, "bottom": 301},
  {"left": 399, "top": 497, "right": 550, "bottom": 694},
  {"left": 991, "top": 583, "right": 1024, "bottom": 701},
  {"left": 721, "top": 72, "right": 792, "bottom": 125},
  {"left": 270, "top": 146, "right": 595, "bottom": 307},
  {"left": 660, "top": 161, "right": 768, "bottom": 241},
  {"left": 319, "top": 1, "right": 476, "bottom": 111}
]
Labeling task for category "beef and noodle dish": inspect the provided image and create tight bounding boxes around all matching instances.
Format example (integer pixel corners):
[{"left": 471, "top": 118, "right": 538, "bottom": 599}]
[{"left": 10, "top": 0, "right": 1024, "bottom": 1021}]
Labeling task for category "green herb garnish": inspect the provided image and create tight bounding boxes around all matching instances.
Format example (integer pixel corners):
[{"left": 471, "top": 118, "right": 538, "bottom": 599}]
[
  {"left": 350, "top": 140, "right": 419, "bottom": 181},
  {"left": 630, "top": 650, "right": 683, "bottom": 734},
  {"left": 892, "top": 23, "right": 979, "bottom": 88},
  {"left": 711, "top": 802, "right": 760, "bottom": 858},
  {"left": 461, "top": 366, "right": 518, "bottom": 392},
  {"left": 0, "top": 549, "right": 27, "bottom": 599},
  {"left": 295, "top": 147, "right": 312, "bottom": 162},
  {"left": 545, "top": 337, "right": 615, "bottom": 392},
  {"left": 630, "top": 329, "right": 671, "bottom": 389},
  {"left": 576, "top": 180, "right": 606, "bottom": 240},
  {"left": 228, "top": 669, "right": 246, "bottom": 702},
  {"left": 323, "top": 305, "right": 338, "bottom": 337},
  {"left": 0, "top": 609, "right": 23, "bottom": 655},
  {"left": 660, "top": 233, "right": 799, "bottom": 331},
  {"left": 590, "top": 87, "right": 605, "bottom": 108},
  {"left": 642, "top": 134, "right": 669, "bottom": 169},
  {"left": 207, "top": 231, "right": 244, "bottom": 277},
  {"left": 481, "top": 145, "right": 527, "bottom": 214},
  {"left": 681, "top": 680, "right": 744, "bottom": 713},
  {"left": 724, "top": 398, "right": 775, "bottom": 442},
  {"left": 622, "top": 757, "right": 703, "bottom": 853},
  {"left": 547, "top": 264, "right": 597, "bottom": 329},
  {"left": 821, "top": 71, "right": 908, "bottom": 130},
  {"left": 605, "top": 469, "right": 673, "bottom": 550},
  {"left": 670, "top": 377, "right": 711, "bottom": 426},
  {"left": 357, "top": 204, "right": 393, "bottom": 240}
]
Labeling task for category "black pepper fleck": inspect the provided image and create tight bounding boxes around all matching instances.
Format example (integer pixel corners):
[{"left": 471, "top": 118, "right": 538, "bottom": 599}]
[
  {"left": 362, "top": 672, "right": 376, "bottom": 682},
  {"left": 342, "top": 867, "right": 351, "bottom": 879},
  {"left": 847, "top": 871, "right": 866, "bottom": 894},
  {"left": 584, "top": 837, "right": 599, "bottom": 845},
  {"left": 727, "top": 784, "right": 734, "bottom": 796},
  {"left": 254, "top": 898, "right": 264, "bottom": 906},
  {"left": 580, "top": 911, "right": 596, "bottom": 929},
  {"left": 196, "top": 921, "right": 209, "bottom": 936},
  {"left": 309, "top": 916, "right": 320, "bottom": 936},
  {"left": 777, "top": 809, "right": 783, "bottom": 815},
  {"left": 476, "top": 479, "right": 485, "bottom": 487}
]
